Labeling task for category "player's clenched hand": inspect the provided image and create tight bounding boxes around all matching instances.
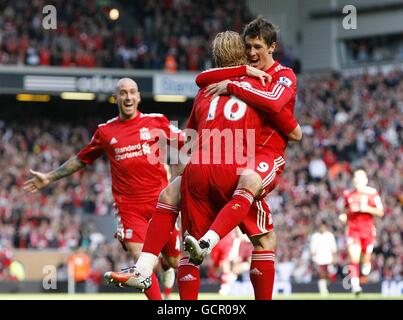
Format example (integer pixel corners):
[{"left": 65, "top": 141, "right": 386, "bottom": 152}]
[
  {"left": 205, "top": 80, "right": 231, "bottom": 100},
  {"left": 23, "top": 169, "right": 52, "bottom": 193},
  {"left": 246, "top": 65, "right": 272, "bottom": 86}
]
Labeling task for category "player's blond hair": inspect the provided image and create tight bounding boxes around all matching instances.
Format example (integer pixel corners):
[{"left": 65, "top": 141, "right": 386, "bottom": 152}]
[{"left": 212, "top": 31, "right": 247, "bottom": 68}]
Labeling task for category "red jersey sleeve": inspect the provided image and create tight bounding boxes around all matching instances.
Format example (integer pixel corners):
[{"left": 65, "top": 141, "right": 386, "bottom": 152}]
[
  {"left": 76, "top": 129, "right": 104, "bottom": 165},
  {"left": 195, "top": 66, "right": 247, "bottom": 88},
  {"left": 231, "top": 77, "right": 298, "bottom": 136},
  {"left": 270, "top": 108, "right": 298, "bottom": 135},
  {"left": 227, "top": 69, "right": 296, "bottom": 114},
  {"left": 159, "top": 115, "right": 186, "bottom": 149}
]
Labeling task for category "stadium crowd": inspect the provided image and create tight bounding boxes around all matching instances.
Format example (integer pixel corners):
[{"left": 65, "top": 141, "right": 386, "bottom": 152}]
[
  {"left": 0, "top": 68, "right": 401, "bottom": 285},
  {"left": 272, "top": 69, "right": 402, "bottom": 283},
  {"left": 0, "top": 0, "right": 299, "bottom": 72},
  {"left": 0, "top": 0, "right": 401, "bottom": 289}
]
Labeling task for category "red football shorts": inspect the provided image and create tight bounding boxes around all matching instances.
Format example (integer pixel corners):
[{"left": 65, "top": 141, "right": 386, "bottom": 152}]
[
  {"left": 346, "top": 224, "right": 376, "bottom": 255},
  {"left": 252, "top": 151, "right": 285, "bottom": 198},
  {"left": 114, "top": 199, "right": 180, "bottom": 257},
  {"left": 239, "top": 198, "right": 273, "bottom": 237},
  {"left": 180, "top": 163, "right": 274, "bottom": 239}
]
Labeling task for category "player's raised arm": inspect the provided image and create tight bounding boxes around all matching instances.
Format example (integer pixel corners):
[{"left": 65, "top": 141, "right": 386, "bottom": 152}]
[
  {"left": 361, "top": 193, "right": 384, "bottom": 217},
  {"left": 196, "top": 65, "right": 271, "bottom": 88},
  {"left": 24, "top": 126, "right": 104, "bottom": 193},
  {"left": 204, "top": 69, "right": 296, "bottom": 115},
  {"left": 230, "top": 71, "right": 295, "bottom": 114},
  {"left": 287, "top": 124, "right": 302, "bottom": 141},
  {"left": 196, "top": 66, "right": 247, "bottom": 88},
  {"left": 269, "top": 107, "right": 302, "bottom": 141},
  {"left": 23, "top": 156, "right": 86, "bottom": 193}
]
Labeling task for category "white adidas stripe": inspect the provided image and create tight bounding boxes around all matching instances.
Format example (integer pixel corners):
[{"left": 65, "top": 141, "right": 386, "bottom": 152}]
[
  {"left": 252, "top": 255, "right": 276, "bottom": 259},
  {"left": 252, "top": 254, "right": 276, "bottom": 258},
  {"left": 244, "top": 85, "right": 285, "bottom": 101},
  {"left": 256, "top": 200, "right": 268, "bottom": 233},
  {"left": 261, "top": 157, "right": 285, "bottom": 187},
  {"left": 232, "top": 81, "right": 282, "bottom": 96},
  {"left": 261, "top": 157, "right": 285, "bottom": 181},
  {"left": 236, "top": 82, "right": 284, "bottom": 97},
  {"left": 157, "top": 203, "right": 179, "bottom": 212},
  {"left": 233, "top": 190, "right": 254, "bottom": 204},
  {"left": 262, "top": 163, "right": 284, "bottom": 188},
  {"left": 232, "top": 82, "right": 285, "bottom": 101},
  {"left": 252, "top": 257, "right": 276, "bottom": 261},
  {"left": 258, "top": 201, "right": 265, "bottom": 233},
  {"left": 262, "top": 167, "right": 277, "bottom": 187}
]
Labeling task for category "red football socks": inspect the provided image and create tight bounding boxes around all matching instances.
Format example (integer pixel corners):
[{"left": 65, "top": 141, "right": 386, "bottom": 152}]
[
  {"left": 349, "top": 263, "right": 360, "bottom": 278},
  {"left": 249, "top": 250, "right": 275, "bottom": 300},
  {"left": 144, "top": 272, "right": 162, "bottom": 300},
  {"left": 177, "top": 257, "right": 200, "bottom": 300},
  {"left": 210, "top": 188, "right": 254, "bottom": 239},
  {"left": 142, "top": 202, "right": 179, "bottom": 256},
  {"left": 163, "top": 287, "right": 173, "bottom": 298}
]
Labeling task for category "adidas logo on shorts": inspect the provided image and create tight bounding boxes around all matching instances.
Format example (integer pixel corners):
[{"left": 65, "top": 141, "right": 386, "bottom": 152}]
[{"left": 179, "top": 274, "right": 197, "bottom": 282}]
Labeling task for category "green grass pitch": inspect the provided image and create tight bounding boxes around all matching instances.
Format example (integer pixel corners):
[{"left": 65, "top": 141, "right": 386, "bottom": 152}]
[{"left": 0, "top": 293, "right": 401, "bottom": 300}]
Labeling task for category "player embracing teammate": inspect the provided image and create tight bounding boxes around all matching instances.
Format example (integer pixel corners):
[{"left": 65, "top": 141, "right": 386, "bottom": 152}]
[{"left": 105, "top": 17, "right": 302, "bottom": 300}]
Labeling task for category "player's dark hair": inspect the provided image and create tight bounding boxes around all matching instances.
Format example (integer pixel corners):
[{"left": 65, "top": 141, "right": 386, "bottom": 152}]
[{"left": 242, "top": 16, "right": 278, "bottom": 47}]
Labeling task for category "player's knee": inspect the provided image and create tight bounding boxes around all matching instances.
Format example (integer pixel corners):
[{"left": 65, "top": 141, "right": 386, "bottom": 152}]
[
  {"left": 164, "top": 255, "right": 180, "bottom": 269},
  {"left": 159, "top": 180, "right": 181, "bottom": 205},
  {"left": 125, "top": 242, "right": 143, "bottom": 261},
  {"left": 250, "top": 231, "right": 276, "bottom": 251},
  {"left": 348, "top": 244, "right": 361, "bottom": 262},
  {"left": 237, "top": 170, "right": 263, "bottom": 197}
]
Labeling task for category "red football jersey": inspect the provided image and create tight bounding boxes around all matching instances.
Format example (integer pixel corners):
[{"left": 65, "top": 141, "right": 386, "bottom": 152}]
[
  {"left": 186, "top": 77, "right": 266, "bottom": 166},
  {"left": 196, "top": 61, "right": 298, "bottom": 157},
  {"left": 77, "top": 112, "right": 184, "bottom": 203},
  {"left": 343, "top": 186, "right": 383, "bottom": 232}
]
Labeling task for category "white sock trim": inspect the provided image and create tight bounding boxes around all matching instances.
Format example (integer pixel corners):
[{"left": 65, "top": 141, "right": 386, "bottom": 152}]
[{"left": 201, "top": 230, "right": 220, "bottom": 251}]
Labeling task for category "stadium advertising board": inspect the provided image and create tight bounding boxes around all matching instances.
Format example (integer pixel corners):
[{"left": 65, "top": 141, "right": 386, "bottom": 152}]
[
  {"left": 0, "top": 66, "right": 153, "bottom": 96},
  {"left": 0, "top": 66, "right": 200, "bottom": 98},
  {"left": 153, "top": 73, "right": 199, "bottom": 97}
]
